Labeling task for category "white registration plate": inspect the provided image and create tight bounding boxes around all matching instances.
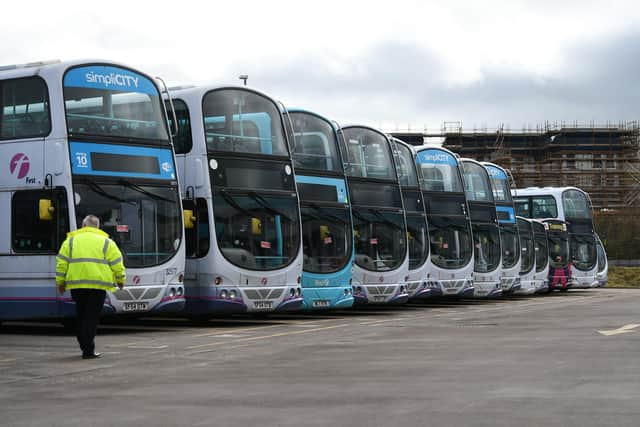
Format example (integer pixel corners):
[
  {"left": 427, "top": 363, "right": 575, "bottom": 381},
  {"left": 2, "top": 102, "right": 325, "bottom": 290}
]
[
  {"left": 373, "top": 295, "right": 387, "bottom": 302},
  {"left": 253, "top": 300, "right": 273, "bottom": 310},
  {"left": 312, "top": 300, "right": 331, "bottom": 308},
  {"left": 122, "top": 302, "right": 149, "bottom": 312}
]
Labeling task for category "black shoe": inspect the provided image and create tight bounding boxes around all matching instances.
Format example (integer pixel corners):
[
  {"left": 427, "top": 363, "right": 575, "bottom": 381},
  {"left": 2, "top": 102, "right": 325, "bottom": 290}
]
[{"left": 82, "top": 352, "right": 102, "bottom": 359}]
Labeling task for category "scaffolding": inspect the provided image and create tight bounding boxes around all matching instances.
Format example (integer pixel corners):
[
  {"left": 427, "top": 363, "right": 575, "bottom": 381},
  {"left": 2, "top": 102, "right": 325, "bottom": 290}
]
[{"left": 390, "top": 121, "right": 640, "bottom": 211}]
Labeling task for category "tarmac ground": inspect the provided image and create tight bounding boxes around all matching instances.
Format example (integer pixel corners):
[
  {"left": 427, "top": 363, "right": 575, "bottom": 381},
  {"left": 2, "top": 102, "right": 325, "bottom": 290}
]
[{"left": 1, "top": 288, "right": 639, "bottom": 427}]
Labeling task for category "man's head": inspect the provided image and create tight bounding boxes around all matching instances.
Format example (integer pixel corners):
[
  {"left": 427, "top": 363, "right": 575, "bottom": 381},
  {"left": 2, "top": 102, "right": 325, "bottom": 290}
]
[{"left": 82, "top": 215, "right": 101, "bottom": 228}]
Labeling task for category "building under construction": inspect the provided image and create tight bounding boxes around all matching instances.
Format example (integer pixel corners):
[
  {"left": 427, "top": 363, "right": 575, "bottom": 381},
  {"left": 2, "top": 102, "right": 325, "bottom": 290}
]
[{"left": 391, "top": 122, "right": 640, "bottom": 211}]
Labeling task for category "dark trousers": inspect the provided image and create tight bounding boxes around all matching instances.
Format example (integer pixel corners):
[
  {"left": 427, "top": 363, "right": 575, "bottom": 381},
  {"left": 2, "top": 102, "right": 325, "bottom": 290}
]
[{"left": 70, "top": 289, "right": 106, "bottom": 356}]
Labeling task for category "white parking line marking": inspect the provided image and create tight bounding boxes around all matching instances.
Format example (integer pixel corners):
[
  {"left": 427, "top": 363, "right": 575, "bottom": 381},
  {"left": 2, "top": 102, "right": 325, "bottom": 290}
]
[{"left": 598, "top": 324, "right": 640, "bottom": 336}]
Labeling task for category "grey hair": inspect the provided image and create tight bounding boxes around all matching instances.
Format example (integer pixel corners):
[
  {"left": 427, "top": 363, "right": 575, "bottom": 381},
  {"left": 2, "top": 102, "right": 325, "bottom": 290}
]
[{"left": 82, "top": 215, "right": 100, "bottom": 228}]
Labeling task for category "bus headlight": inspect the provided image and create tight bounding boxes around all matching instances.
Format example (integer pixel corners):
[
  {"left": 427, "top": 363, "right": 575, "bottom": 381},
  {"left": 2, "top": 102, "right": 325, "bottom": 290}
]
[
  {"left": 290, "top": 288, "right": 296, "bottom": 297},
  {"left": 220, "top": 289, "right": 228, "bottom": 299},
  {"left": 169, "top": 288, "right": 176, "bottom": 298},
  {"left": 229, "top": 290, "right": 237, "bottom": 299},
  {"left": 296, "top": 288, "right": 301, "bottom": 297},
  {"left": 176, "top": 287, "right": 184, "bottom": 297}
]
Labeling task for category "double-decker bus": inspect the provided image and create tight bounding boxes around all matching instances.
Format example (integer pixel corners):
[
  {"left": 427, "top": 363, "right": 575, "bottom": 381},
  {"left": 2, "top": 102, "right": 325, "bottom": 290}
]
[
  {"left": 415, "top": 147, "right": 474, "bottom": 297},
  {"left": 167, "top": 86, "right": 303, "bottom": 315},
  {"left": 513, "top": 187, "right": 598, "bottom": 288},
  {"left": 595, "top": 233, "right": 608, "bottom": 287},
  {"left": 515, "top": 217, "right": 536, "bottom": 294},
  {"left": 483, "top": 162, "right": 521, "bottom": 294},
  {"left": 460, "top": 159, "right": 502, "bottom": 298},
  {"left": 341, "top": 126, "right": 409, "bottom": 305},
  {"left": 532, "top": 219, "right": 550, "bottom": 293},
  {"left": 287, "top": 109, "right": 354, "bottom": 309},
  {"left": 543, "top": 219, "right": 572, "bottom": 291},
  {"left": 391, "top": 138, "right": 434, "bottom": 300},
  {"left": 0, "top": 60, "right": 185, "bottom": 321}
]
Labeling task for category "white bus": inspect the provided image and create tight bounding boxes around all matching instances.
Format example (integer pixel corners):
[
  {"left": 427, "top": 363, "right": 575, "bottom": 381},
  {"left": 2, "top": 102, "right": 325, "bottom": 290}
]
[
  {"left": 391, "top": 138, "right": 434, "bottom": 300},
  {"left": 166, "top": 86, "right": 303, "bottom": 315},
  {"left": 513, "top": 187, "right": 598, "bottom": 288},
  {"left": 460, "top": 159, "right": 502, "bottom": 298},
  {"left": 531, "top": 219, "right": 550, "bottom": 293},
  {"left": 341, "top": 126, "right": 409, "bottom": 305},
  {"left": 0, "top": 60, "right": 185, "bottom": 321},
  {"left": 595, "top": 233, "right": 608, "bottom": 287},
  {"left": 515, "top": 217, "right": 536, "bottom": 294}
]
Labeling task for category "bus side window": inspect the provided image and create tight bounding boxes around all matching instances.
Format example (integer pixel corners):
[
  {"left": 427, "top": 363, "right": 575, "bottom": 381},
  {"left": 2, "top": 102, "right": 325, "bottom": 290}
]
[
  {"left": 164, "top": 99, "right": 192, "bottom": 154},
  {"left": 183, "top": 198, "right": 209, "bottom": 258},
  {"left": 1, "top": 77, "right": 51, "bottom": 140},
  {"left": 12, "top": 189, "right": 69, "bottom": 253}
]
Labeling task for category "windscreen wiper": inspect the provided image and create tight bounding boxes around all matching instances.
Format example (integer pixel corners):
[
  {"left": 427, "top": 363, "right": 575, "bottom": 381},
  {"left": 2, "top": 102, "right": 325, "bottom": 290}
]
[
  {"left": 247, "top": 191, "right": 295, "bottom": 223},
  {"left": 87, "top": 181, "right": 130, "bottom": 204},
  {"left": 119, "top": 179, "right": 176, "bottom": 203},
  {"left": 306, "top": 202, "right": 350, "bottom": 225}
]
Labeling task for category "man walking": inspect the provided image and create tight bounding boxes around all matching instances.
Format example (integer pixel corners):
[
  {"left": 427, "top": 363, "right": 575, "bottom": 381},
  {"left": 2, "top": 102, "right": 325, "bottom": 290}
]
[{"left": 56, "top": 215, "right": 126, "bottom": 359}]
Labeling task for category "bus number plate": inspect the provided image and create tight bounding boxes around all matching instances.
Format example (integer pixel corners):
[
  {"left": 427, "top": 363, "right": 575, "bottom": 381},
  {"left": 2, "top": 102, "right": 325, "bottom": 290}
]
[
  {"left": 122, "top": 302, "right": 149, "bottom": 312},
  {"left": 312, "top": 300, "right": 331, "bottom": 308},
  {"left": 253, "top": 300, "right": 273, "bottom": 310},
  {"left": 373, "top": 296, "right": 387, "bottom": 302}
]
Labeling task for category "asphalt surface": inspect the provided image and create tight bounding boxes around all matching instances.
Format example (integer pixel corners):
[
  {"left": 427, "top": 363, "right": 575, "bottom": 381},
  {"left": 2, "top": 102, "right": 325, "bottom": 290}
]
[{"left": 1, "top": 288, "right": 639, "bottom": 427}]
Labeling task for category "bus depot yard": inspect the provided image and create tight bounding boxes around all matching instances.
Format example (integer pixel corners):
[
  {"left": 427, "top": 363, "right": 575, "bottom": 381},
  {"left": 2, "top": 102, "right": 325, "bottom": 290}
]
[{"left": 1, "top": 288, "right": 640, "bottom": 427}]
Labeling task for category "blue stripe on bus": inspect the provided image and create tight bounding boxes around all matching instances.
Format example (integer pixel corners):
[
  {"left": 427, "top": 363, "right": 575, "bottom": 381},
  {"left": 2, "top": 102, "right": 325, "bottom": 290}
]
[
  {"left": 69, "top": 141, "right": 176, "bottom": 180},
  {"left": 64, "top": 65, "right": 158, "bottom": 95},
  {"left": 496, "top": 206, "right": 516, "bottom": 223},
  {"left": 294, "top": 175, "right": 349, "bottom": 203}
]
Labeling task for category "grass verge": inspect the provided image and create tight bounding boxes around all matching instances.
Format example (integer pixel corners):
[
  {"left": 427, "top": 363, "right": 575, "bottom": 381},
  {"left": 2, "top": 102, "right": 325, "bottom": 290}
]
[{"left": 605, "top": 266, "right": 640, "bottom": 288}]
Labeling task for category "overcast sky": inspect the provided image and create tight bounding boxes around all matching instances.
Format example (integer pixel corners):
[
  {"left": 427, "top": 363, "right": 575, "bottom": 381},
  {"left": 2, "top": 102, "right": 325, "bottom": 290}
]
[{"left": 3, "top": 1, "right": 640, "bottom": 131}]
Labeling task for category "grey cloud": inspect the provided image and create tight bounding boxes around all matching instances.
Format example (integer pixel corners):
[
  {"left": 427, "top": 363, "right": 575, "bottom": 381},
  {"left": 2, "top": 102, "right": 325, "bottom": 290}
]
[{"left": 223, "top": 32, "right": 640, "bottom": 128}]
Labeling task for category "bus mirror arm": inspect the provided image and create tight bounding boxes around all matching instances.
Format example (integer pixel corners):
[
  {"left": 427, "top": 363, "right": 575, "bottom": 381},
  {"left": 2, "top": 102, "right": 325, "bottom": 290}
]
[{"left": 156, "top": 76, "right": 179, "bottom": 138}]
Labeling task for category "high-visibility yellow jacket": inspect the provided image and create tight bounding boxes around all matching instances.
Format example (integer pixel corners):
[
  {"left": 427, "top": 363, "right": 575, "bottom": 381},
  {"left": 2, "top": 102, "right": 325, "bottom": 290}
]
[{"left": 56, "top": 227, "right": 126, "bottom": 291}]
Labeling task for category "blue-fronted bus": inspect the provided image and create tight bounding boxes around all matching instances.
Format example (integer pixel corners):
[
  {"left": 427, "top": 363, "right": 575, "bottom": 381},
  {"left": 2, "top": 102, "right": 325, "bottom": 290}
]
[
  {"left": 167, "top": 86, "right": 303, "bottom": 315},
  {"left": 460, "top": 159, "right": 502, "bottom": 298},
  {"left": 341, "top": 126, "right": 409, "bottom": 305},
  {"left": 391, "top": 138, "right": 434, "bottom": 300},
  {"left": 0, "top": 60, "right": 186, "bottom": 321},
  {"left": 287, "top": 109, "right": 354, "bottom": 309},
  {"left": 414, "top": 147, "right": 474, "bottom": 297},
  {"left": 482, "top": 162, "right": 521, "bottom": 294}
]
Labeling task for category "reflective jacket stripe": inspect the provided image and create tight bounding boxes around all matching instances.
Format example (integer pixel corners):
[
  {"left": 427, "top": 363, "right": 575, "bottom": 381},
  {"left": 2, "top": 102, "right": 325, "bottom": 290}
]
[
  {"left": 66, "top": 258, "right": 110, "bottom": 265},
  {"left": 69, "top": 237, "right": 74, "bottom": 259},
  {"left": 65, "top": 280, "right": 115, "bottom": 287},
  {"left": 57, "top": 255, "right": 70, "bottom": 262},
  {"left": 108, "top": 257, "right": 122, "bottom": 266},
  {"left": 102, "top": 238, "right": 109, "bottom": 257}
]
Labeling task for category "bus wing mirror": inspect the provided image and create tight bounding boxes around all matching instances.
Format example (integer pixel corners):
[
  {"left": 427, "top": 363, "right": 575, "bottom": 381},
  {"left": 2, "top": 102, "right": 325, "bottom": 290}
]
[
  {"left": 39, "top": 199, "right": 54, "bottom": 221},
  {"left": 183, "top": 209, "right": 196, "bottom": 229}
]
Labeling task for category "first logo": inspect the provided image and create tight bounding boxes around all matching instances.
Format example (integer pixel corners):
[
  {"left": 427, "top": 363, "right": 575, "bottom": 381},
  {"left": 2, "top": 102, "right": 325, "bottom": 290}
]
[{"left": 10, "top": 153, "right": 30, "bottom": 179}]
